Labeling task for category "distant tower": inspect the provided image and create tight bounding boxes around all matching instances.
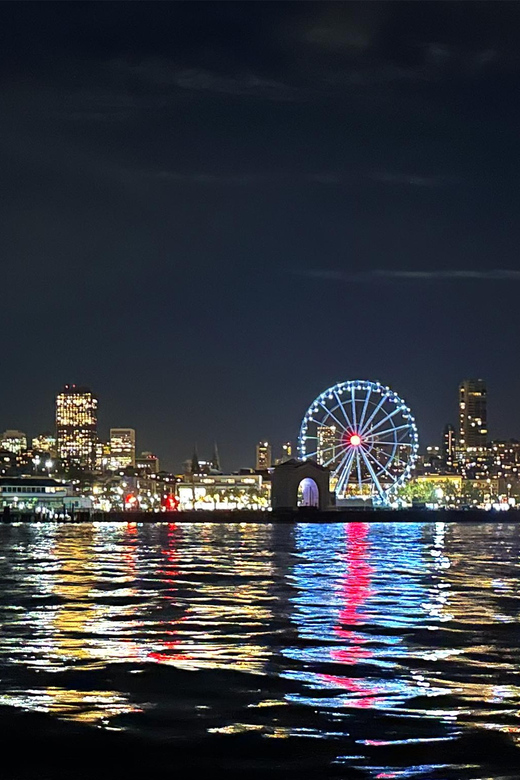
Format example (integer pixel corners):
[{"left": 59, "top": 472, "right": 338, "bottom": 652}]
[
  {"left": 256, "top": 441, "right": 272, "bottom": 470},
  {"left": 459, "top": 379, "right": 487, "bottom": 452},
  {"left": 55, "top": 384, "right": 98, "bottom": 470},
  {"left": 442, "top": 424, "right": 456, "bottom": 469},
  {"left": 110, "top": 428, "right": 136, "bottom": 469},
  {"left": 211, "top": 442, "right": 221, "bottom": 472},
  {"left": 281, "top": 441, "right": 292, "bottom": 461},
  {"left": 191, "top": 447, "right": 200, "bottom": 475},
  {"left": 317, "top": 425, "right": 337, "bottom": 465}
]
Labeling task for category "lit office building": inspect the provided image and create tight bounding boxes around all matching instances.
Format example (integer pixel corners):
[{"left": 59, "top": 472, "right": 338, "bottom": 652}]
[
  {"left": 56, "top": 384, "right": 98, "bottom": 469},
  {"left": 95, "top": 441, "right": 111, "bottom": 471},
  {"left": 32, "top": 432, "right": 57, "bottom": 455},
  {"left": 256, "top": 441, "right": 272, "bottom": 470},
  {"left": 136, "top": 451, "right": 159, "bottom": 474},
  {"left": 459, "top": 379, "right": 487, "bottom": 452},
  {"left": 110, "top": 428, "right": 136, "bottom": 469},
  {"left": 317, "top": 425, "right": 337, "bottom": 466},
  {"left": 0, "top": 430, "right": 28, "bottom": 454}
]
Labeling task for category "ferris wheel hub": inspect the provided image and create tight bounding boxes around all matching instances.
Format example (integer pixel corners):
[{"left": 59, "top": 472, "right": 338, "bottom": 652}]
[{"left": 349, "top": 434, "right": 362, "bottom": 447}]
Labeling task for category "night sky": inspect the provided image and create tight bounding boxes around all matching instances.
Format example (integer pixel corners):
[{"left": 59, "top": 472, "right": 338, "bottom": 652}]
[{"left": 2, "top": 1, "right": 520, "bottom": 471}]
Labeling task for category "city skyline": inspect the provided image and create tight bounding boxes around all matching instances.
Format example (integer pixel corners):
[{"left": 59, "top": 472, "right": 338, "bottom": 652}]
[
  {"left": 2, "top": 5, "right": 520, "bottom": 776},
  {"left": 1, "top": 375, "right": 519, "bottom": 474}
]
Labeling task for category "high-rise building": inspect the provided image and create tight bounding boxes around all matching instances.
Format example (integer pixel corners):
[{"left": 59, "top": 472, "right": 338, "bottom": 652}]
[
  {"left": 56, "top": 384, "right": 98, "bottom": 469},
  {"left": 459, "top": 379, "right": 487, "bottom": 452},
  {"left": 317, "top": 425, "right": 337, "bottom": 465},
  {"left": 443, "top": 424, "right": 456, "bottom": 469},
  {"left": 256, "top": 441, "right": 272, "bottom": 470},
  {"left": 0, "top": 430, "right": 27, "bottom": 454},
  {"left": 110, "top": 428, "right": 136, "bottom": 469}
]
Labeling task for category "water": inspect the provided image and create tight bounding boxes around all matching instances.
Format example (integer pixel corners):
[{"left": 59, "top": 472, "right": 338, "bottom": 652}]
[{"left": 0, "top": 521, "right": 519, "bottom": 779}]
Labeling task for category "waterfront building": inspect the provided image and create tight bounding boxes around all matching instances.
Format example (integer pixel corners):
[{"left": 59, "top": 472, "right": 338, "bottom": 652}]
[
  {"left": 415, "top": 473, "right": 464, "bottom": 492},
  {"left": 0, "top": 476, "right": 91, "bottom": 514},
  {"left": 110, "top": 428, "right": 136, "bottom": 469},
  {"left": 459, "top": 379, "right": 487, "bottom": 453},
  {"left": 176, "top": 472, "right": 268, "bottom": 511},
  {"left": 55, "top": 384, "right": 98, "bottom": 470},
  {"left": 0, "top": 430, "right": 27, "bottom": 454},
  {"left": 256, "top": 441, "right": 272, "bottom": 470},
  {"left": 32, "top": 432, "right": 57, "bottom": 455}
]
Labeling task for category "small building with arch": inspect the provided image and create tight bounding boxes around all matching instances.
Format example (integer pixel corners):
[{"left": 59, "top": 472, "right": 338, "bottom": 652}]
[{"left": 271, "top": 459, "right": 331, "bottom": 511}]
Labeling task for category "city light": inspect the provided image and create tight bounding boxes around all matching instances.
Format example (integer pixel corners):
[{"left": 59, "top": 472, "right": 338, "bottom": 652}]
[{"left": 0, "top": 376, "right": 519, "bottom": 515}]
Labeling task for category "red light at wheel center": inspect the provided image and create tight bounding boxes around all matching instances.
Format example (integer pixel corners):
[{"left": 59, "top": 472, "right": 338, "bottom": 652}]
[{"left": 349, "top": 434, "right": 361, "bottom": 446}]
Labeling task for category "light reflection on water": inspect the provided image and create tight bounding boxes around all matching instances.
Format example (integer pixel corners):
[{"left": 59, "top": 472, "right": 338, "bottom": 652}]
[{"left": 0, "top": 520, "right": 519, "bottom": 776}]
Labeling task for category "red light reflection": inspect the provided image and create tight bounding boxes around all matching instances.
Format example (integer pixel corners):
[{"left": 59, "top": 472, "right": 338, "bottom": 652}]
[
  {"left": 148, "top": 524, "right": 189, "bottom": 664},
  {"left": 321, "top": 523, "right": 382, "bottom": 707}
]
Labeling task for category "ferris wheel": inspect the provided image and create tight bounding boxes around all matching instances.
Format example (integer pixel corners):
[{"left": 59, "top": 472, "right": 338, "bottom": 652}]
[{"left": 298, "top": 380, "right": 419, "bottom": 505}]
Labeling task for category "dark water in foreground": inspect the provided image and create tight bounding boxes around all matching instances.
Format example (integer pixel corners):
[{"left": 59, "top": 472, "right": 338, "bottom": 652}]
[{"left": 0, "top": 522, "right": 519, "bottom": 779}]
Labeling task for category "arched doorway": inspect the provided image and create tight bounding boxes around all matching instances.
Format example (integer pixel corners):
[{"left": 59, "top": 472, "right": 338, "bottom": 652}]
[
  {"left": 297, "top": 477, "right": 320, "bottom": 507},
  {"left": 271, "top": 459, "right": 330, "bottom": 511}
]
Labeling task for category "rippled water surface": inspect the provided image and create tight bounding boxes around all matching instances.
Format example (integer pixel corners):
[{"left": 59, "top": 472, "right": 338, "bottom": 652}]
[{"left": 0, "top": 521, "right": 519, "bottom": 779}]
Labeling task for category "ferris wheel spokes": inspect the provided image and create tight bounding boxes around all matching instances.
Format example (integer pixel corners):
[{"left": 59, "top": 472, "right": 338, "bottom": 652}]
[
  {"left": 298, "top": 380, "right": 419, "bottom": 505},
  {"left": 315, "top": 400, "right": 349, "bottom": 434},
  {"left": 359, "top": 447, "right": 386, "bottom": 499},
  {"left": 362, "top": 445, "right": 399, "bottom": 484},
  {"left": 357, "top": 385, "right": 372, "bottom": 432}
]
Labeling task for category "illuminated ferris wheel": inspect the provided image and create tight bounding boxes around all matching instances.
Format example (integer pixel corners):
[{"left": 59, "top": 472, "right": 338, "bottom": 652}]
[{"left": 298, "top": 380, "right": 419, "bottom": 505}]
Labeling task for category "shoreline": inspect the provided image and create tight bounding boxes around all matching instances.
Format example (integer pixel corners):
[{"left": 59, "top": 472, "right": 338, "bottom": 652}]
[{"left": 2, "top": 508, "right": 520, "bottom": 524}]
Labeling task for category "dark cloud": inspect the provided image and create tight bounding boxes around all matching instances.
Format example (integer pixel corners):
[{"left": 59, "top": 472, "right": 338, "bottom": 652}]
[
  {"left": 292, "top": 269, "right": 520, "bottom": 283},
  {"left": 122, "top": 61, "right": 301, "bottom": 102},
  {"left": 370, "top": 171, "right": 455, "bottom": 187}
]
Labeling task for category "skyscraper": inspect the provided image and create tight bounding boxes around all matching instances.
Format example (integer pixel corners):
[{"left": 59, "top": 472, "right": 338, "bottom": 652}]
[
  {"left": 256, "top": 441, "right": 272, "bottom": 470},
  {"left": 317, "top": 425, "right": 337, "bottom": 466},
  {"left": 459, "top": 379, "right": 487, "bottom": 451},
  {"left": 56, "top": 385, "right": 98, "bottom": 469},
  {"left": 110, "top": 428, "right": 136, "bottom": 469}
]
